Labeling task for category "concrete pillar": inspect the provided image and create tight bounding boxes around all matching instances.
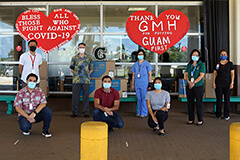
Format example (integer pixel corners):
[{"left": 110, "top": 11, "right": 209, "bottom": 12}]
[
  {"left": 230, "top": 122, "right": 240, "bottom": 160},
  {"left": 80, "top": 121, "right": 108, "bottom": 160},
  {"left": 229, "top": 0, "right": 240, "bottom": 96}
]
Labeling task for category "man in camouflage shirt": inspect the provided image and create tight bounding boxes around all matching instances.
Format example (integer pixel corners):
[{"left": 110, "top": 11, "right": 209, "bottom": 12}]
[{"left": 70, "top": 42, "right": 93, "bottom": 118}]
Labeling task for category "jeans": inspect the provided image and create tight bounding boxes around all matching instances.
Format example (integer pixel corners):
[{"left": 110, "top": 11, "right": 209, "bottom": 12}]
[
  {"left": 186, "top": 85, "right": 205, "bottom": 122},
  {"left": 92, "top": 108, "right": 124, "bottom": 129},
  {"left": 72, "top": 83, "right": 90, "bottom": 115},
  {"left": 18, "top": 107, "right": 52, "bottom": 132},
  {"left": 148, "top": 110, "right": 168, "bottom": 130}
]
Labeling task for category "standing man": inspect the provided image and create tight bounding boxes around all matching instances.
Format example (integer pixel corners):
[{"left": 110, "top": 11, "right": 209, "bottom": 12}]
[
  {"left": 93, "top": 75, "right": 124, "bottom": 132},
  {"left": 14, "top": 73, "right": 52, "bottom": 138},
  {"left": 19, "top": 39, "right": 42, "bottom": 88},
  {"left": 70, "top": 42, "right": 93, "bottom": 118}
]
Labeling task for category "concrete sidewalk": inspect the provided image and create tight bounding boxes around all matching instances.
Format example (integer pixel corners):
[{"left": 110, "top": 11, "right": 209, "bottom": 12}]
[{"left": 0, "top": 98, "right": 238, "bottom": 160}]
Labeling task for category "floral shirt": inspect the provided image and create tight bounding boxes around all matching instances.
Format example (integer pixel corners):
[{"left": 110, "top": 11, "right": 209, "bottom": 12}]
[
  {"left": 70, "top": 54, "right": 93, "bottom": 84},
  {"left": 14, "top": 87, "right": 47, "bottom": 116}
]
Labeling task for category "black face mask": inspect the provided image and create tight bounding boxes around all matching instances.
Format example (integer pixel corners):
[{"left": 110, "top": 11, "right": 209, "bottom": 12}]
[{"left": 29, "top": 46, "right": 37, "bottom": 52}]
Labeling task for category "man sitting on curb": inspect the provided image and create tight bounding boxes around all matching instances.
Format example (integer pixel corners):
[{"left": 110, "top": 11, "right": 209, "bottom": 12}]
[
  {"left": 14, "top": 73, "right": 52, "bottom": 138},
  {"left": 92, "top": 75, "right": 124, "bottom": 132}
]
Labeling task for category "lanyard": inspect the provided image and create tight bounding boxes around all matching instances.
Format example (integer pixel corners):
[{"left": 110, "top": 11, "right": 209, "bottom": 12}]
[
  {"left": 30, "top": 54, "right": 36, "bottom": 69},
  {"left": 191, "top": 63, "right": 198, "bottom": 76},
  {"left": 219, "top": 60, "right": 228, "bottom": 68},
  {"left": 138, "top": 61, "right": 143, "bottom": 73}
]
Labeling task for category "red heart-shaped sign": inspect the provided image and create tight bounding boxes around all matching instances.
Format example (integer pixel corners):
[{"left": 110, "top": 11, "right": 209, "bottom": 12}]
[
  {"left": 126, "top": 9, "right": 190, "bottom": 54},
  {"left": 16, "top": 9, "right": 80, "bottom": 53}
]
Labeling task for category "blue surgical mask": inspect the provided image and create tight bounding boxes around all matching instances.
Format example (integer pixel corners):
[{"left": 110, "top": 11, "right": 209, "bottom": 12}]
[
  {"left": 103, "top": 83, "right": 111, "bottom": 89},
  {"left": 154, "top": 84, "right": 162, "bottom": 90},
  {"left": 220, "top": 55, "right": 227, "bottom": 60},
  {"left": 138, "top": 55, "right": 144, "bottom": 60},
  {"left": 28, "top": 82, "right": 36, "bottom": 89},
  {"left": 192, "top": 56, "right": 199, "bottom": 62}
]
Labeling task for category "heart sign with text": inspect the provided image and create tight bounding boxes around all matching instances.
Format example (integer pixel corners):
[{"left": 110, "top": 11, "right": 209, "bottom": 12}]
[
  {"left": 126, "top": 9, "right": 190, "bottom": 54},
  {"left": 16, "top": 9, "right": 80, "bottom": 53}
]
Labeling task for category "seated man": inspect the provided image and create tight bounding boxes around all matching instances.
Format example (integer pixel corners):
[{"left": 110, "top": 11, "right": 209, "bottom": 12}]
[
  {"left": 93, "top": 75, "right": 124, "bottom": 132},
  {"left": 14, "top": 73, "right": 52, "bottom": 138}
]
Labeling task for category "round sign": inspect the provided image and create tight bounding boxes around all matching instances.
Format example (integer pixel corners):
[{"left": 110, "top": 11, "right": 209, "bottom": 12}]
[
  {"left": 16, "top": 45, "right": 22, "bottom": 51},
  {"left": 181, "top": 46, "right": 187, "bottom": 52}
]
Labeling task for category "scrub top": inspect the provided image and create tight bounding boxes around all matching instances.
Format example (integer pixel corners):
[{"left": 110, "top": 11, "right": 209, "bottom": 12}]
[
  {"left": 185, "top": 60, "right": 206, "bottom": 87},
  {"left": 214, "top": 61, "right": 234, "bottom": 88},
  {"left": 131, "top": 60, "right": 153, "bottom": 87}
]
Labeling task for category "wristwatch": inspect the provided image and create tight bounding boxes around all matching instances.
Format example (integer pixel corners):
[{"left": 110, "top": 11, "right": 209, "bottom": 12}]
[
  {"left": 33, "top": 110, "right": 38, "bottom": 114},
  {"left": 231, "top": 82, "right": 234, "bottom": 84}
]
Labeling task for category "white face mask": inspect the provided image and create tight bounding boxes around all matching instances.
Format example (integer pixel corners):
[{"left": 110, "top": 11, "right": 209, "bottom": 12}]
[{"left": 79, "top": 48, "right": 85, "bottom": 54}]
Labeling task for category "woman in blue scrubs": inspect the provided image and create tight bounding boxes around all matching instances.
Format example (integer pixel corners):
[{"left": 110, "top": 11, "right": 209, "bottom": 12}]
[{"left": 131, "top": 49, "right": 153, "bottom": 117}]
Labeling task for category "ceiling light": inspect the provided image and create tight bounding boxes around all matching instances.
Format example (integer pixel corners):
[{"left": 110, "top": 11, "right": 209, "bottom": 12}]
[
  {"left": 128, "top": 7, "right": 147, "bottom": 11},
  {"left": 28, "top": 8, "right": 46, "bottom": 11}
]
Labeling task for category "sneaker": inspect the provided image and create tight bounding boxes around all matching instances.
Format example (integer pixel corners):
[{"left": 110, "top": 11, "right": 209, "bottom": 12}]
[
  {"left": 84, "top": 114, "right": 89, "bottom": 118},
  {"left": 136, "top": 114, "right": 140, "bottom": 117},
  {"left": 215, "top": 117, "right": 221, "bottom": 120},
  {"left": 23, "top": 131, "right": 30, "bottom": 136},
  {"left": 140, "top": 115, "right": 147, "bottom": 118},
  {"left": 71, "top": 113, "right": 78, "bottom": 118},
  {"left": 42, "top": 131, "right": 52, "bottom": 138},
  {"left": 225, "top": 117, "right": 230, "bottom": 120}
]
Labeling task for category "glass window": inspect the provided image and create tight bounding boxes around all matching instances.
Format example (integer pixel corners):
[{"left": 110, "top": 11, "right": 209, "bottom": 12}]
[
  {"left": 48, "top": 34, "right": 100, "bottom": 62},
  {"left": 0, "top": 35, "right": 46, "bottom": 61},
  {"left": 158, "top": 35, "right": 202, "bottom": 62},
  {"left": 102, "top": 35, "right": 139, "bottom": 62},
  {"left": 0, "top": 6, "right": 46, "bottom": 32},
  {"left": 0, "top": 64, "right": 19, "bottom": 91},
  {"left": 158, "top": 6, "right": 201, "bottom": 33},
  {"left": 49, "top": 5, "right": 100, "bottom": 33},
  {"left": 103, "top": 5, "right": 154, "bottom": 33}
]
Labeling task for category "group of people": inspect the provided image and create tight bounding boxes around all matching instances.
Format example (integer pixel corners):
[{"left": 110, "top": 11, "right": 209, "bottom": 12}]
[
  {"left": 13, "top": 39, "right": 235, "bottom": 137},
  {"left": 185, "top": 49, "right": 235, "bottom": 126}
]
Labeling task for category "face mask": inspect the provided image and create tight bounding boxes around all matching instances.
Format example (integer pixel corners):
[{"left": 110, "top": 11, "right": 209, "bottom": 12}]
[
  {"left": 103, "top": 83, "right": 111, "bottom": 89},
  {"left": 29, "top": 46, "right": 37, "bottom": 52},
  {"left": 79, "top": 48, "right": 85, "bottom": 54},
  {"left": 138, "top": 55, "right": 144, "bottom": 60},
  {"left": 28, "top": 82, "right": 36, "bottom": 89},
  {"left": 192, "top": 56, "right": 199, "bottom": 62},
  {"left": 220, "top": 55, "right": 227, "bottom": 60},
  {"left": 154, "top": 84, "right": 162, "bottom": 90}
]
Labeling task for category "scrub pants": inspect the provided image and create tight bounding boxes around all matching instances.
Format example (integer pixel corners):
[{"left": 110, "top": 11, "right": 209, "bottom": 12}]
[
  {"left": 215, "top": 87, "right": 232, "bottom": 118},
  {"left": 92, "top": 108, "right": 124, "bottom": 129},
  {"left": 72, "top": 83, "right": 90, "bottom": 115},
  {"left": 186, "top": 85, "right": 205, "bottom": 122},
  {"left": 135, "top": 84, "right": 148, "bottom": 116},
  {"left": 18, "top": 107, "right": 52, "bottom": 132}
]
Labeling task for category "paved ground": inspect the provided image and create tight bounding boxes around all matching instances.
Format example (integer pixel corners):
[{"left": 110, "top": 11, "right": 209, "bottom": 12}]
[{"left": 0, "top": 98, "right": 239, "bottom": 160}]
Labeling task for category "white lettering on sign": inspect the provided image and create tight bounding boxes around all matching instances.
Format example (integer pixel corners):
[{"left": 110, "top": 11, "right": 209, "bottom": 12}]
[
  {"left": 52, "top": 20, "right": 69, "bottom": 25},
  {"left": 166, "top": 14, "right": 181, "bottom": 20},
  {"left": 137, "top": 19, "right": 177, "bottom": 32},
  {"left": 54, "top": 13, "right": 69, "bottom": 19},
  {"left": 130, "top": 15, "right": 154, "bottom": 21},
  {"left": 142, "top": 36, "right": 170, "bottom": 46},
  {"left": 126, "top": 10, "right": 190, "bottom": 54},
  {"left": 15, "top": 9, "right": 81, "bottom": 53},
  {"left": 152, "top": 21, "right": 163, "bottom": 31}
]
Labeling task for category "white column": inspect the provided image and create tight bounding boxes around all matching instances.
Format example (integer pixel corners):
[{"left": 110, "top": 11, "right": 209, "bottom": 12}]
[{"left": 230, "top": 0, "right": 240, "bottom": 65}]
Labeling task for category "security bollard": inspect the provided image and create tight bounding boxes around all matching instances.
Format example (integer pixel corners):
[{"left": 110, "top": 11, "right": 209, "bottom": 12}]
[
  {"left": 230, "top": 122, "right": 240, "bottom": 160},
  {"left": 81, "top": 121, "right": 108, "bottom": 160}
]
